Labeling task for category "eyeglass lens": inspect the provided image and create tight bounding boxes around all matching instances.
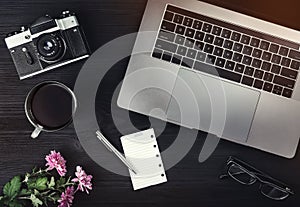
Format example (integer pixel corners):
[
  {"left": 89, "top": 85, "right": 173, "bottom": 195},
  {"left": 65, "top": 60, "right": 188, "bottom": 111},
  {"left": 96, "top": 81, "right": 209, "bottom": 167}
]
[
  {"left": 260, "top": 184, "right": 289, "bottom": 200},
  {"left": 228, "top": 164, "right": 256, "bottom": 185},
  {"left": 228, "top": 163, "right": 289, "bottom": 200}
]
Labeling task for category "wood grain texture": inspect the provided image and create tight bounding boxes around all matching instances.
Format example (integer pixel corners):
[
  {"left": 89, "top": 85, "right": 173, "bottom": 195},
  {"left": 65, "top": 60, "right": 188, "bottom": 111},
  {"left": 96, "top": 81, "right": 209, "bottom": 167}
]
[{"left": 0, "top": 0, "right": 300, "bottom": 207}]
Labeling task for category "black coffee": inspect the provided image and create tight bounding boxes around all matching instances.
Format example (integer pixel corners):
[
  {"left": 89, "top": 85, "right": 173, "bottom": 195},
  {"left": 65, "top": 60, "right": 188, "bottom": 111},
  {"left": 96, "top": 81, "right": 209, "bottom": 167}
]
[{"left": 31, "top": 84, "right": 73, "bottom": 129}]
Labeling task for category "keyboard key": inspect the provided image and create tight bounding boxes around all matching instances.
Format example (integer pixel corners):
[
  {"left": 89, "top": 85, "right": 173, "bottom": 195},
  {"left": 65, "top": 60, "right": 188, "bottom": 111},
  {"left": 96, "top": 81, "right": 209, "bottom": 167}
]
[
  {"left": 291, "top": 60, "right": 300, "bottom": 70},
  {"left": 261, "top": 62, "right": 271, "bottom": 71},
  {"left": 164, "top": 11, "right": 174, "bottom": 21},
  {"left": 206, "top": 55, "right": 216, "bottom": 65},
  {"left": 212, "top": 26, "right": 222, "bottom": 36},
  {"left": 241, "top": 35, "right": 251, "bottom": 45},
  {"left": 185, "top": 38, "right": 195, "bottom": 48},
  {"left": 162, "top": 51, "right": 172, "bottom": 62},
  {"left": 175, "top": 35, "right": 185, "bottom": 45},
  {"left": 213, "top": 47, "right": 224, "bottom": 57},
  {"left": 194, "top": 41, "right": 204, "bottom": 51},
  {"left": 242, "top": 56, "right": 252, "bottom": 66},
  {"left": 192, "top": 20, "right": 203, "bottom": 30},
  {"left": 193, "top": 61, "right": 242, "bottom": 83},
  {"left": 156, "top": 39, "right": 177, "bottom": 53},
  {"left": 187, "top": 48, "right": 197, "bottom": 59},
  {"left": 288, "top": 49, "right": 300, "bottom": 60},
  {"left": 152, "top": 48, "right": 163, "bottom": 59},
  {"left": 271, "top": 65, "right": 281, "bottom": 74},
  {"left": 262, "top": 51, "right": 272, "bottom": 61},
  {"left": 273, "top": 75, "right": 295, "bottom": 89},
  {"left": 195, "top": 31, "right": 205, "bottom": 41},
  {"left": 235, "top": 64, "right": 245, "bottom": 73},
  {"left": 250, "top": 38, "right": 260, "bottom": 48},
  {"left": 223, "top": 50, "right": 233, "bottom": 60},
  {"left": 254, "top": 69, "right": 264, "bottom": 79},
  {"left": 272, "top": 85, "right": 283, "bottom": 95},
  {"left": 204, "top": 34, "right": 214, "bottom": 44},
  {"left": 202, "top": 23, "right": 212, "bottom": 33},
  {"left": 260, "top": 41, "right": 270, "bottom": 50},
  {"left": 158, "top": 30, "right": 175, "bottom": 42},
  {"left": 185, "top": 28, "right": 195, "bottom": 38},
  {"left": 242, "top": 46, "right": 253, "bottom": 55},
  {"left": 281, "top": 57, "right": 291, "bottom": 67},
  {"left": 252, "top": 59, "right": 262, "bottom": 68},
  {"left": 224, "top": 40, "right": 234, "bottom": 49},
  {"left": 196, "top": 51, "right": 206, "bottom": 62},
  {"left": 263, "top": 72, "right": 274, "bottom": 82},
  {"left": 221, "top": 29, "right": 231, "bottom": 39},
  {"left": 279, "top": 46, "right": 289, "bottom": 56},
  {"left": 263, "top": 82, "right": 273, "bottom": 92},
  {"left": 233, "top": 43, "right": 243, "bottom": 52},
  {"left": 182, "top": 57, "right": 194, "bottom": 68},
  {"left": 281, "top": 67, "right": 298, "bottom": 79},
  {"left": 254, "top": 79, "right": 264, "bottom": 89},
  {"left": 225, "top": 60, "right": 235, "bottom": 70},
  {"left": 216, "top": 57, "right": 226, "bottom": 68},
  {"left": 172, "top": 54, "right": 182, "bottom": 65},
  {"left": 242, "top": 76, "right": 254, "bottom": 86},
  {"left": 271, "top": 54, "right": 281, "bottom": 64},
  {"left": 173, "top": 14, "right": 183, "bottom": 24},
  {"left": 214, "top": 37, "right": 224, "bottom": 47},
  {"left": 175, "top": 25, "right": 186, "bottom": 35},
  {"left": 282, "top": 88, "right": 293, "bottom": 98},
  {"left": 231, "top": 32, "right": 241, "bottom": 41},
  {"left": 204, "top": 44, "right": 214, "bottom": 54},
  {"left": 161, "top": 21, "right": 176, "bottom": 32},
  {"left": 233, "top": 53, "right": 243, "bottom": 62},
  {"left": 269, "top": 44, "right": 279, "bottom": 53},
  {"left": 177, "top": 46, "right": 187, "bottom": 56},
  {"left": 183, "top": 17, "right": 193, "bottom": 27},
  {"left": 253, "top": 49, "right": 262, "bottom": 58},
  {"left": 244, "top": 66, "right": 254, "bottom": 76}
]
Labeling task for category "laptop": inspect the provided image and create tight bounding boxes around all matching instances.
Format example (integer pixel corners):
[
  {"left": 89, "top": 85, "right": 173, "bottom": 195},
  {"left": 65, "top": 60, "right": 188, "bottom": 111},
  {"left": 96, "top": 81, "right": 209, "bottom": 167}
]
[{"left": 117, "top": 0, "right": 300, "bottom": 158}]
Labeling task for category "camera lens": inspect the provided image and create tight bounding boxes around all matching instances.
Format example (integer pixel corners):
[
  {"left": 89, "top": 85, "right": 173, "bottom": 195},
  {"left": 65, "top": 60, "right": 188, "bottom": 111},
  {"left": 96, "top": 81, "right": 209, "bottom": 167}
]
[{"left": 36, "top": 34, "right": 65, "bottom": 62}]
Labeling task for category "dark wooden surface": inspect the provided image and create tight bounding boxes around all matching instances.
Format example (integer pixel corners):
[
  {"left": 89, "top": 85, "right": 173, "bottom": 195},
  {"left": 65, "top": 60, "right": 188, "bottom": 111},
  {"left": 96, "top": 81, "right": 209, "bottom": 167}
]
[{"left": 0, "top": 0, "right": 300, "bottom": 206}]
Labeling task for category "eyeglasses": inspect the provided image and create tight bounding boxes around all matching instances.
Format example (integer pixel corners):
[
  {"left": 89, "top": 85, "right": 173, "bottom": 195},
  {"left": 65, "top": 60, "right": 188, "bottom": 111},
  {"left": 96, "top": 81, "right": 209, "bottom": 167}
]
[{"left": 219, "top": 156, "right": 294, "bottom": 200}]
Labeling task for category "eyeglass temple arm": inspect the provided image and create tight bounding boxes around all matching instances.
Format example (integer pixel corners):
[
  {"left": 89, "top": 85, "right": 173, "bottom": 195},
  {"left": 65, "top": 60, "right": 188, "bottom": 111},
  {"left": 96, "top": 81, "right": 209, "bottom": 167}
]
[{"left": 219, "top": 171, "right": 247, "bottom": 179}]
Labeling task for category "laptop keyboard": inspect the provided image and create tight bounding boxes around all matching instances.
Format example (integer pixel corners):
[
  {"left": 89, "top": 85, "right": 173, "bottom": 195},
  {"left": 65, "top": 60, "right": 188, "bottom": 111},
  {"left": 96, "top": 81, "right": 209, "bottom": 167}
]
[{"left": 152, "top": 5, "right": 300, "bottom": 98}]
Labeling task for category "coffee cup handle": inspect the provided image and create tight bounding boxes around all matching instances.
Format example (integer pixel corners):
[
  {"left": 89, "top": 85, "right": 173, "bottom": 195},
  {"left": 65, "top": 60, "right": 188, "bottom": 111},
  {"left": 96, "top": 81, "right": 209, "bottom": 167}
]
[{"left": 31, "top": 127, "right": 42, "bottom": 139}]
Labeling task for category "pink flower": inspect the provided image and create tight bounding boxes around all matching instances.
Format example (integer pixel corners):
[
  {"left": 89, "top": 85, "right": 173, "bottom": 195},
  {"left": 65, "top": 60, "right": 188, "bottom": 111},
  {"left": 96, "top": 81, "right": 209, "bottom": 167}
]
[
  {"left": 45, "top": 151, "right": 67, "bottom": 176},
  {"left": 58, "top": 186, "right": 74, "bottom": 207},
  {"left": 72, "top": 166, "right": 93, "bottom": 194}
]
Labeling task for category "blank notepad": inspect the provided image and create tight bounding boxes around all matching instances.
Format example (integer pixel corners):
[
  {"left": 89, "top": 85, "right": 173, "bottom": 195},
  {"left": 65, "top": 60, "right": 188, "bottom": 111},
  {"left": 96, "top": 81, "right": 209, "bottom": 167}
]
[{"left": 121, "top": 128, "right": 167, "bottom": 190}]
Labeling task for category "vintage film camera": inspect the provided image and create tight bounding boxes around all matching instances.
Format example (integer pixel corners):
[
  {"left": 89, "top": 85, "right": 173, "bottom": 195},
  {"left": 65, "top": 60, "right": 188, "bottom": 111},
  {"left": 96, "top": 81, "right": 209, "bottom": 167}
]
[{"left": 5, "top": 11, "right": 90, "bottom": 80}]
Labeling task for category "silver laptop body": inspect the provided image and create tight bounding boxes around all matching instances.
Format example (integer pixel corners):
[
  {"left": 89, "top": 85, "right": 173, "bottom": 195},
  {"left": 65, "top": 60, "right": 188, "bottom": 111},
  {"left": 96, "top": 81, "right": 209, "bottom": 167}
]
[{"left": 118, "top": 0, "right": 300, "bottom": 158}]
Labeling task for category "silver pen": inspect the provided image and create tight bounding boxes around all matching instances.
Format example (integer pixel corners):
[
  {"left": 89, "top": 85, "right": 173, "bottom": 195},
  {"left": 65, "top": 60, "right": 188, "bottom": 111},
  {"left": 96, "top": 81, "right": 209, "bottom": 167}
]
[{"left": 96, "top": 131, "right": 137, "bottom": 174}]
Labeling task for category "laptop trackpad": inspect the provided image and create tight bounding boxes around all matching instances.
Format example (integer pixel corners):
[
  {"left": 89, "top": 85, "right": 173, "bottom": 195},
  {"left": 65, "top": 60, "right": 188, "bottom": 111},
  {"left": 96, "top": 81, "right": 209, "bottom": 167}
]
[{"left": 166, "top": 69, "right": 260, "bottom": 142}]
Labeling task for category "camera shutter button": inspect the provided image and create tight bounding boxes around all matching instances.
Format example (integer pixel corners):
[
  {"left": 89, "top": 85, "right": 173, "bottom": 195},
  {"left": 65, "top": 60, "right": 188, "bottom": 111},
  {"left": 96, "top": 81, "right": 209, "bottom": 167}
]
[{"left": 22, "top": 47, "right": 34, "bottom": 65}]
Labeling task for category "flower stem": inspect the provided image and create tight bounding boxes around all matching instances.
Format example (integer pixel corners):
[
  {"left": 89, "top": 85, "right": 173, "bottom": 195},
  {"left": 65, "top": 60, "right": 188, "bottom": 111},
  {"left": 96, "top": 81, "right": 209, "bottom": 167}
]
[{"left": 18, "top": 196, "right": 31, "bottom": 200}]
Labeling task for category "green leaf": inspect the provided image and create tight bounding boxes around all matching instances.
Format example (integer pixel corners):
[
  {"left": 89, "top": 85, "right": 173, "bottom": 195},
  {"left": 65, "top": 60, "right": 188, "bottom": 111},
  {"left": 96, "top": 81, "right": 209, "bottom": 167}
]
[
  {"left": 3, "top": 176, "right": 21, "bottom": 200},
  {"left": 7, "top": 200, "right": 23, "bottom": 207},
  {"left": 0, "top": 196, "right": 4, "bottom": 207},
  {"left": 47, "top": 177, "right": 55, "bottom": 189},
  {"left": 27, "top": 178, "right": 37, "bottom": 190},
  {"left": 30, "top": 194, "right": 43, "bottom": 207},
  {"left": 35, "top": 177, "right": 48, "bottom": 191},
  {"left": 33, "top": 189, "right": 40, "bottom": 196},
  {"left": 56, "top": 177, "right": 66, "bottom": 188},
  {"left": 19, "top": 189, "right": 31, "bottom": 196},
  {"left": 27, "top": 177, "right": 48, "bottom": 191}
]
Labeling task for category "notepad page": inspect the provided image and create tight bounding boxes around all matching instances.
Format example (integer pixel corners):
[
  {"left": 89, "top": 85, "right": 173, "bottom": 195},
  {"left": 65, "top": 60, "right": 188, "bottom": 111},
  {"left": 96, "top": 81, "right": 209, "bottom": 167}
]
[{"left": 121, "top": 129, "right": 167, "bottom": 190}]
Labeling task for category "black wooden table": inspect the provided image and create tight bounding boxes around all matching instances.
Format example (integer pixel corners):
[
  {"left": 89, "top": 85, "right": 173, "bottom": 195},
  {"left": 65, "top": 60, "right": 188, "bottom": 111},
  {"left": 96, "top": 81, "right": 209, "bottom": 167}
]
[{"left": 0, "top": 0, "right": 299, "bottom": 206}]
